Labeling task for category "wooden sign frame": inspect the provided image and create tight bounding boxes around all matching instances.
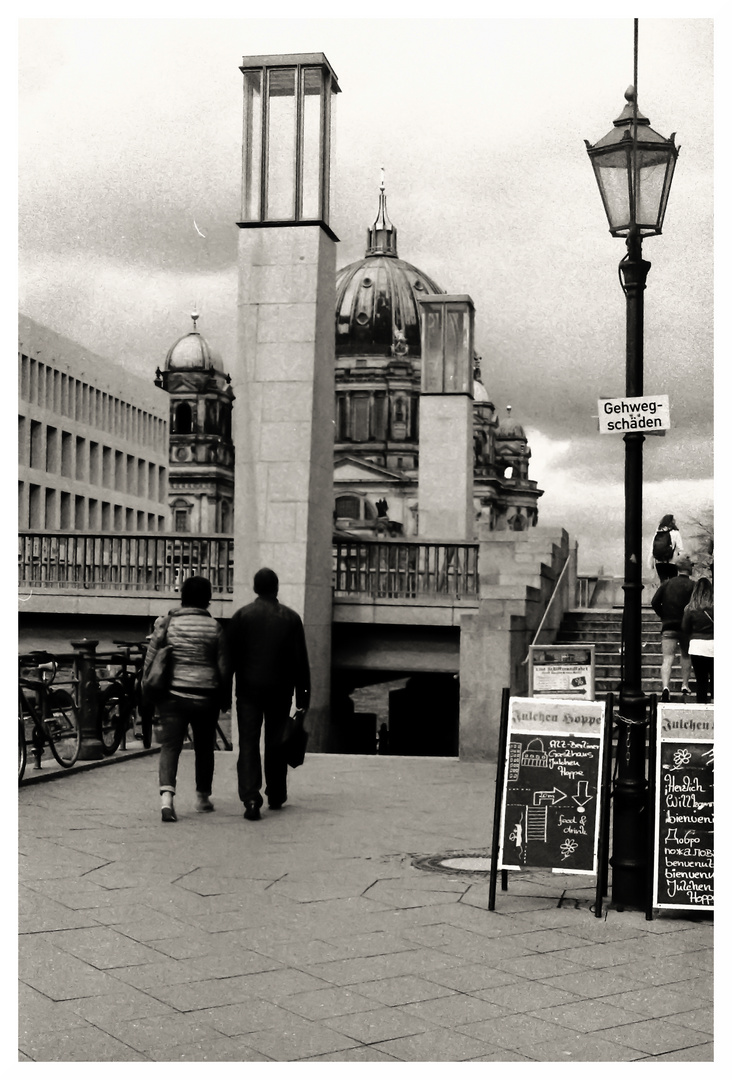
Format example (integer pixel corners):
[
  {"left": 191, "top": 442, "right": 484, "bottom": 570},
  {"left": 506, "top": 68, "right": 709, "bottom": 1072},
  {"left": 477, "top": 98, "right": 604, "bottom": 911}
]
[
  {"left": 648, "top": 699, "right": 714, "bottom": 916},
  {"left": 489, "top": 693, "right": 613, "bottom": 915}
]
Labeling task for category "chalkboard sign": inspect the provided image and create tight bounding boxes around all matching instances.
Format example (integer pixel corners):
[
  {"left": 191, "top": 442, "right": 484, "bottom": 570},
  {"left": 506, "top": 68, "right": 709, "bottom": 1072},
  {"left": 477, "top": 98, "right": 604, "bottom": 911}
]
[
  {"left": 528, "top": 646, "right": 595, "bottom": 700},
  {"left": 497, "top": 698, "right": 607, "bottom": 875},
  {"left": 653, "top": 705, "right": 714, "bottom": 911}
]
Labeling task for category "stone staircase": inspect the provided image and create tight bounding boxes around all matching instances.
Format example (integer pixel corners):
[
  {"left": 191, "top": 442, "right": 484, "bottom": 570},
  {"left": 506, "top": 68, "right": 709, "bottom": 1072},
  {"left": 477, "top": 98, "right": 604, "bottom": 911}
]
[{"left": 554, "top": 607, "right": 694, "bottom": 701}]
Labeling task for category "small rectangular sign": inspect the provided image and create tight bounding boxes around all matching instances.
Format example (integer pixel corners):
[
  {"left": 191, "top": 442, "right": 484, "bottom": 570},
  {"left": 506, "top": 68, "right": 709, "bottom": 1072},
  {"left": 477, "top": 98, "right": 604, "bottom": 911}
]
[
  {"left": 529, "top": 646, "right": 595, "bottom": 700},
  {"left": 598, "top": 394, "right": 670, "bottom": 433}
]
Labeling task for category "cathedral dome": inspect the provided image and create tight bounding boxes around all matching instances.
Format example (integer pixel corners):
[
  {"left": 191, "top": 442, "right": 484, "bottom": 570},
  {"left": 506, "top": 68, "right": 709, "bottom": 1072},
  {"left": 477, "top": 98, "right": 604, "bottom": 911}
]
[
  {"left": 496, "top": 410, "right": 527, "bottom": 440},
  {"left": 165, "top": 313, "right": 224, "bottom": 373},
  {"left": 335, "top": 184, "right": 444, "bottom": 357}
]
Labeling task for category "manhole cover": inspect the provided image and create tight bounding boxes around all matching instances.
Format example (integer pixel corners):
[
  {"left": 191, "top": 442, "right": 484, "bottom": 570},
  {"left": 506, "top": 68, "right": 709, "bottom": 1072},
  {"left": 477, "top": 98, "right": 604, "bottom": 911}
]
[{"left": 412, "top": 852, "right": 492, "bottom": 875}]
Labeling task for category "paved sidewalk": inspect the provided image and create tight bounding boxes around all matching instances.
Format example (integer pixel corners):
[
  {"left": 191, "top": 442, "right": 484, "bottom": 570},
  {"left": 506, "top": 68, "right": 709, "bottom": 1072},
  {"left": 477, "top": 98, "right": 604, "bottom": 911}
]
[{"left": 19, "top": 753, "right": 713, "bottom": 1062}]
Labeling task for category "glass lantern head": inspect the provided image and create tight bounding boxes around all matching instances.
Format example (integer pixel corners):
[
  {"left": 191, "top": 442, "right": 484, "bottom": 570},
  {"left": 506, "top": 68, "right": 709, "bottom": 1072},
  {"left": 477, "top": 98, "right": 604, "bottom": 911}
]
[
  {"left": 240, "top": 53, "right": 340, "bottom": 226},
  {"left": 418, "top": 295, "right": 475, "bottom": 396},
  {"left": 585, "top": 87, "right": 678, "bottom": 237}
]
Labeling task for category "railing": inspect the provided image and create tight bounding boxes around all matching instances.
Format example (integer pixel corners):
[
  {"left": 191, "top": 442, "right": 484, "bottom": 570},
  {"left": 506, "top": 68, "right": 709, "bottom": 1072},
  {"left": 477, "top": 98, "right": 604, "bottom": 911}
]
[
  {"left": 575, "top": 574, "right": 599, "bottom": 608},
  {"left": 524, "top": 542, "right": 577, "bottom": 660},
  {"left": 18, "top": 531, "right": 234, "bottom": 595},
  {"left": 333, "top": 538, "right": 479, "bottom": 601}
]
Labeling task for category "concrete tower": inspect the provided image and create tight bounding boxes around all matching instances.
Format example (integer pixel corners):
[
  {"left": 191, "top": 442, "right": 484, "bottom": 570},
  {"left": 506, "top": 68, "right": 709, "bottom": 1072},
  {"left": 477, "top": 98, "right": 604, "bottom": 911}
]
[{"left": 233, "top": 53, "right": 340, "bottom": 750}]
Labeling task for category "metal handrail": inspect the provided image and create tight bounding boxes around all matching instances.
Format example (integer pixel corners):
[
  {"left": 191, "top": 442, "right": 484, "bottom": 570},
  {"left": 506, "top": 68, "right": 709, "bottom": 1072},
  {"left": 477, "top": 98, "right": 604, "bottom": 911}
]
[{"left": 522, "top": 542, "right": 576, "bottom": 664}]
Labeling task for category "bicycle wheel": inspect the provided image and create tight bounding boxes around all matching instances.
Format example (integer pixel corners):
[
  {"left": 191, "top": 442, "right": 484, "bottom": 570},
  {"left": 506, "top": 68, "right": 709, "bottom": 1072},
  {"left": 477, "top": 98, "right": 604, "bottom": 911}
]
[
  {"left": 43, "top": 689, "right": 81, "bottom": 767},
  {"left": 18, "top": 712, "right": 27, "bottom": 783},
  {"left": 97, "top": 683, "right": 127, "bottom": 755}
]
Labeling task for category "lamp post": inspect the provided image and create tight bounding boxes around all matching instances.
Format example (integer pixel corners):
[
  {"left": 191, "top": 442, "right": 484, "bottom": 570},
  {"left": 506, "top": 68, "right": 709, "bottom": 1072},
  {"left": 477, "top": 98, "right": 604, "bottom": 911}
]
[{"left": 585, "top": 86, "right": 678, "bottom": 907}]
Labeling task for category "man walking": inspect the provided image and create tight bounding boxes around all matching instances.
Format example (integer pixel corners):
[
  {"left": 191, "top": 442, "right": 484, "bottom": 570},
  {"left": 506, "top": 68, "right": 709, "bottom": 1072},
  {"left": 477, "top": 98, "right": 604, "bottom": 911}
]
[
  {"left": 227, "top": 568, "right": 310, "bottom": 820},
  {"left": 651, "top": 555, "right": 694, "bottom": 702}
]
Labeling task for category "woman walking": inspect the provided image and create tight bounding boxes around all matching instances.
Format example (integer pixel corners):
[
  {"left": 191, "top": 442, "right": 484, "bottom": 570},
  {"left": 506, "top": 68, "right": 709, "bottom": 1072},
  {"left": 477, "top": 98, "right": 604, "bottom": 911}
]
[
  {"left": 681, "top": 577, "right": 714, "bottom": 704},
  {"left": 143, "top": 575, "right": 231, "bottom": 822},
  {"left": 648, "top": 514, "right": 684, "bottom": 581}
]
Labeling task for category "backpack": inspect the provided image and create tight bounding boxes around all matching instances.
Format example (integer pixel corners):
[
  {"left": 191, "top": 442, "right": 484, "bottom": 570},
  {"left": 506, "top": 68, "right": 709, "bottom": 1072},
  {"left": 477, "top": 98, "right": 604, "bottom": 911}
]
[{"left": 652, "top": 529, "right": 674, "bottom": 562}]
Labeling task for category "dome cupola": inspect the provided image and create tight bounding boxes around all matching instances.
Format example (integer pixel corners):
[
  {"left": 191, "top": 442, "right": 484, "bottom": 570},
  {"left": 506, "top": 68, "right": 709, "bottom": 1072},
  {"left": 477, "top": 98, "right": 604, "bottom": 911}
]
[
  {"left": 165, "top": 312, "right": 224, "bottom": 373},
  {"left": 335, "top": 180, "right": 444, "bottom": 358}
]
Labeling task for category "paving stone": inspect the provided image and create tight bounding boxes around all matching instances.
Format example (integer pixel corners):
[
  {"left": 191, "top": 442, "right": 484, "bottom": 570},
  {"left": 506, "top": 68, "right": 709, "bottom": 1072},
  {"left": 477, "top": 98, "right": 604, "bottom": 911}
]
[
  {"left": 493, "top": 951, "right": 589, "bottom": 981},
  {"left": 473, "top": 980, "right": 580, "bottom": 1012},
  {"left": 459, "top": 1012, "right": 576, "bottom": 1050},
  {"left": 599, "top": 1018, "right": 711, "bottom": 1054},
  {"left": 683, "top": 948, "right": 713, "bottom": 971},
  {"left": 349, "top": 975, "right": 457, "bottom": 1007},
  {"left": 528, "top": 1032, "right": 645, "bottom": 1061},
  {"left": 539, "top": 967, "right": 647, "bottom": 998},
  {"left": 303, "top": 948, "right": 456, "bottom": 987},
  {"left": 529, "top": 999, "right": 641, "bottom": 1033},
  {"left": 19, "top": 1022, "right": 151, "bottom": 1062},
  {"left": 639, "top": 1042, "right": 714, "bottom": 1062},
  {"left": 277, "top": 985, "right": 382, "bottom": 1021},
  {"left": 665, "top": 1008, "right": 714, "bottom": 1036},
  {"left": 18, "top": 985, "right": 89, "bottom": 1035},
  {"left": 420, "top": 964, "right": 520, "bottom": 993},
  {"left": 146, "top": 1036, "right": 274, "bottom": 1062},
  {"left": 65, "top": 987, "right": 177, "bottom": 1025},
  {"left": 326, "top": 929, "right": 420, "bottom": 958},
  {"left": 186, "top": 999, "right": 313, "bottom": 1037},
  {"left": 600, "top": 954, "right": 715, "bottom": 987},
  {"left": 402, "top": 992, "right": 506, "bottom": 1026},
  {"left": 21, "top": 952, "right": 130, "bottom": 1002},
  {"left": 374, "top": 1028, "right": 496, "bottom": 1061},
  {"left": 96, "top": 1013, "right": 226, "bottom": 1054},
  {"left": 362, "top": 882, "right": 465, "bottom": 908},
  {"left": 235, "top": 1018, "right": 360, "bottom": 1061},
  {"left": 145, "top": 967, "right": 331, "bottom": 1012},
  {"left": 600, "top": 984, "right": 713, "bottom": 1018},
  {"left": 301, "top": 1044, "right": 403, "bottom": 1061},
  {"left": 323, "top": 1005, "right": 430, "bottom": 1043},
  {"left": 33, "top": 926, "right": 166, "bottom": 969}
]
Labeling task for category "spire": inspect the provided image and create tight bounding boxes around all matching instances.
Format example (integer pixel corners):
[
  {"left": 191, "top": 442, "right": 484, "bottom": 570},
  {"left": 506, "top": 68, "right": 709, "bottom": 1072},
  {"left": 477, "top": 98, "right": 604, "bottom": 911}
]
[
  {"left": 366, "top": 168, "right": 398, "bottom": 258},
  {"left": 191, "top": 310, "right": 200, "bottom": 333}
]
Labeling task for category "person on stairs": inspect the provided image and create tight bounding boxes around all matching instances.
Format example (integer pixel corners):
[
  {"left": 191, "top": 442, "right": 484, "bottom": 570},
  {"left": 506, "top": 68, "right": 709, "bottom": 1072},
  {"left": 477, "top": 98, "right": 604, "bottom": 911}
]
[{"left": 650, "top": 555, "right": 694, "bottom": 702}]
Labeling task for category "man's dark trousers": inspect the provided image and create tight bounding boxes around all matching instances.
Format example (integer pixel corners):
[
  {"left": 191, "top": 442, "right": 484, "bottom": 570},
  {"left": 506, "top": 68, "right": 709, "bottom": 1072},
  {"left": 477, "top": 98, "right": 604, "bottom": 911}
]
[{"left": 236, "top": 689, "right": 292, "bottom": 808}]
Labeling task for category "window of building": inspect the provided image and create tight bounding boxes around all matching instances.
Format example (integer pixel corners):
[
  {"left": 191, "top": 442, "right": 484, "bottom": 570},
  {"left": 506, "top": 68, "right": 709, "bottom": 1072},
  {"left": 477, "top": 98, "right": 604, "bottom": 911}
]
[
  {"left": 37, "top": 364, "right": 46, "bottom": 408},
  {"left": 352, "top": 396, "right": 370, "bottom": 442},
  {"left": 174, "top": 509, "right": 189, "bottom": 533},
  {"left": 89, "top": 441, "right": 100, "bottom": 484},
  {"left": 30, "top": 420, "right": 43, "bottom": 470},
  {"left": 136, "top": 510, "right": 145, "bottom": 531},
  {"left": 137, "top": 459, "right": 146, "bottom": 498},
  {"left": 373, "top": 393, "right": 387, "bottom": 440},
  {"left": 148, "top": 462, "right": 156, "bottom": 500},
  {"left": 29, "top": 485, "right": 42, "bottom": 528},
  {"left": 115, "top": 450, "right": 124, "bottom": 491},
  {"left": 114, "top": 505, "right": 123, "bottom": 530},
  {"left": 158, "top": 466, "right": 166, "bottom": 502},
  {"left": 46, "top": 427, "right": 59, "bottom": 473},
  {"left": 101, "top": 502, "right": 111, "bottom": 530},
  {"left": 102, "top": 445, "right": 113, "bottom": 487},
  {"left": 125, "top": 508, "right": 134, "bottom": 531},
  {"left": 61, "top": 432, "right": 72, "bottom": 478},
  {"left": 126, "top": 454, "right": 135, "bottom": 494},
  {"left": 75, "top": 496, "right": 86, "bottom": 530},
  {"left": 75, "top": 437, "right": 87, "bottom": 481},
  {"left": 88, "top": 499, "right": 100, "bottom": 530},
  {"left": 147, "top": 513, "right": 155, "bottom": 531},
  {"left": 59, "top": 491, "right": 71, "bottom": 530},
  {"left": 20, "top": 355, "right": 29, "bottom": 399},
  {"left": 29, "top": 358, "right": 38, "bottom": 404},
  {"left": 175, "top": 401, "right": 193, "bottom": 435},
  {"left": 44, "top": 489, "right": 56, "bottom": 529},
  {"left": 18, "top": 415, "right": 26, "bottom": 463},
  {"left": 335, "top": 494, "right": 361, "bottom": 519}
]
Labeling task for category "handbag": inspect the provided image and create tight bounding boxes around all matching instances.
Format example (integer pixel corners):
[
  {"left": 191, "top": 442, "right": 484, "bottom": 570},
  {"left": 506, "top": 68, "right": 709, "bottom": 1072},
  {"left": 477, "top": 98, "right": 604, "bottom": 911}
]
[
  {"left": 281, "top": 709, "right": 309, "bottom": 769},
  {"left": 141, "top": 617, "right": 173, "bottom": 705}
]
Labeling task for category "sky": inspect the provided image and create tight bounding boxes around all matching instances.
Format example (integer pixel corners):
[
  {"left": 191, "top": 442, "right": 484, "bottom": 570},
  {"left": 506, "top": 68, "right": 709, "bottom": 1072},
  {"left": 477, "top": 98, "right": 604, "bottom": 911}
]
[{"left": 17, "top": 13, "right": 714, "bottom": 575}]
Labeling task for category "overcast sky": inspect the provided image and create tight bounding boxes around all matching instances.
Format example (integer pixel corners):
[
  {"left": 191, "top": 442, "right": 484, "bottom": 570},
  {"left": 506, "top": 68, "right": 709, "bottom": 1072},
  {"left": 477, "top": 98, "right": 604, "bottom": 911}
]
[{"left": 17, "top": 14, "right": 714, "bottom": 574}]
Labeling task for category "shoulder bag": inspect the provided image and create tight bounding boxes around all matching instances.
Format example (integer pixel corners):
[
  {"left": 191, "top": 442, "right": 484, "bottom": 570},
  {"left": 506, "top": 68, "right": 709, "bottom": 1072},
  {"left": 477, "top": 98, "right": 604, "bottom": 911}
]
[{"left": 141, "top": 616, "right": 173, "bottom": 705}]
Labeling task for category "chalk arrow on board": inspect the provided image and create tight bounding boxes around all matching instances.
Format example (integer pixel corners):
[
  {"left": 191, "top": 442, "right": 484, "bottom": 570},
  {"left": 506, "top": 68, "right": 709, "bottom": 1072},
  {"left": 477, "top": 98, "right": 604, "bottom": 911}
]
[
  {"left": 571, "top": 780, "right": 593, "bottom": 808},
  {"left": 533, "top": 788, "right": 567, "bottom": 806}
]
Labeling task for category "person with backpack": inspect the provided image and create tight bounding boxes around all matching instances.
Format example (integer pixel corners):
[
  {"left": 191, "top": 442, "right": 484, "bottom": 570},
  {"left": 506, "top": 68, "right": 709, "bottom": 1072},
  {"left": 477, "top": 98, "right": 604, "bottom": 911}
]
[
  {"left": 681, "top": 577, "right": 714, "bottom": 704},
  {"left": 648, "top": 513, "right": 684, "bottom": 581},
  {"left": 651, "top": 555, "right": 694, "bottom": 702}
]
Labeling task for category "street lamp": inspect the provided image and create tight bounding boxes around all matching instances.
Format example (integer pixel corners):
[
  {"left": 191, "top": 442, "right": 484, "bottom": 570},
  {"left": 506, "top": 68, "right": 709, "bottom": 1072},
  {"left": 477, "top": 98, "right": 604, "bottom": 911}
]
[{"left": 585, "top": 86, "right": 678, "bottom": 908}]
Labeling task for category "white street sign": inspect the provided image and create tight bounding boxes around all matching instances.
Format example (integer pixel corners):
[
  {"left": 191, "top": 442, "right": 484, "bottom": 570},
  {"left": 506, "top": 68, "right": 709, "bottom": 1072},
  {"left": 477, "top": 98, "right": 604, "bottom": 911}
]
[{"left": 598, "top": 395, "right": 670, "bottom": 433}]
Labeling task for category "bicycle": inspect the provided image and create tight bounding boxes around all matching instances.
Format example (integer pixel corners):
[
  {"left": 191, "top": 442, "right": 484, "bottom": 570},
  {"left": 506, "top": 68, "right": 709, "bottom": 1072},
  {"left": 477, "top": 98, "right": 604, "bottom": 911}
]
[
  {"left": 96, "top": 641, "right": 153, "bottom": 755},
  {"left": 19, "top": 652, "right": 81, "bottom": 781}
]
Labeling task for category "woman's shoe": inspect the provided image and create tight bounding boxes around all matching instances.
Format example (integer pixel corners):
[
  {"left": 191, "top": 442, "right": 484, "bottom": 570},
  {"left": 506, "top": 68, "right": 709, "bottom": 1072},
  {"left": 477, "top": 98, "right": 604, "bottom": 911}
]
[
  {"left": 161, "top": 791, "right": 177, "bottom": 822},
  {"left": 196, "top": 794, "right": 215, "bottom": 813}
]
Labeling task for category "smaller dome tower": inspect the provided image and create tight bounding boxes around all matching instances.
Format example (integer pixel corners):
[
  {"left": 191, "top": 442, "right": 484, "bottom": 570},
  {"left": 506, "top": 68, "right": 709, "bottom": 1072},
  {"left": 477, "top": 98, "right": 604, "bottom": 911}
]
[{"left": 155, "top": 313, "right": 235, "bottom": 535}]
